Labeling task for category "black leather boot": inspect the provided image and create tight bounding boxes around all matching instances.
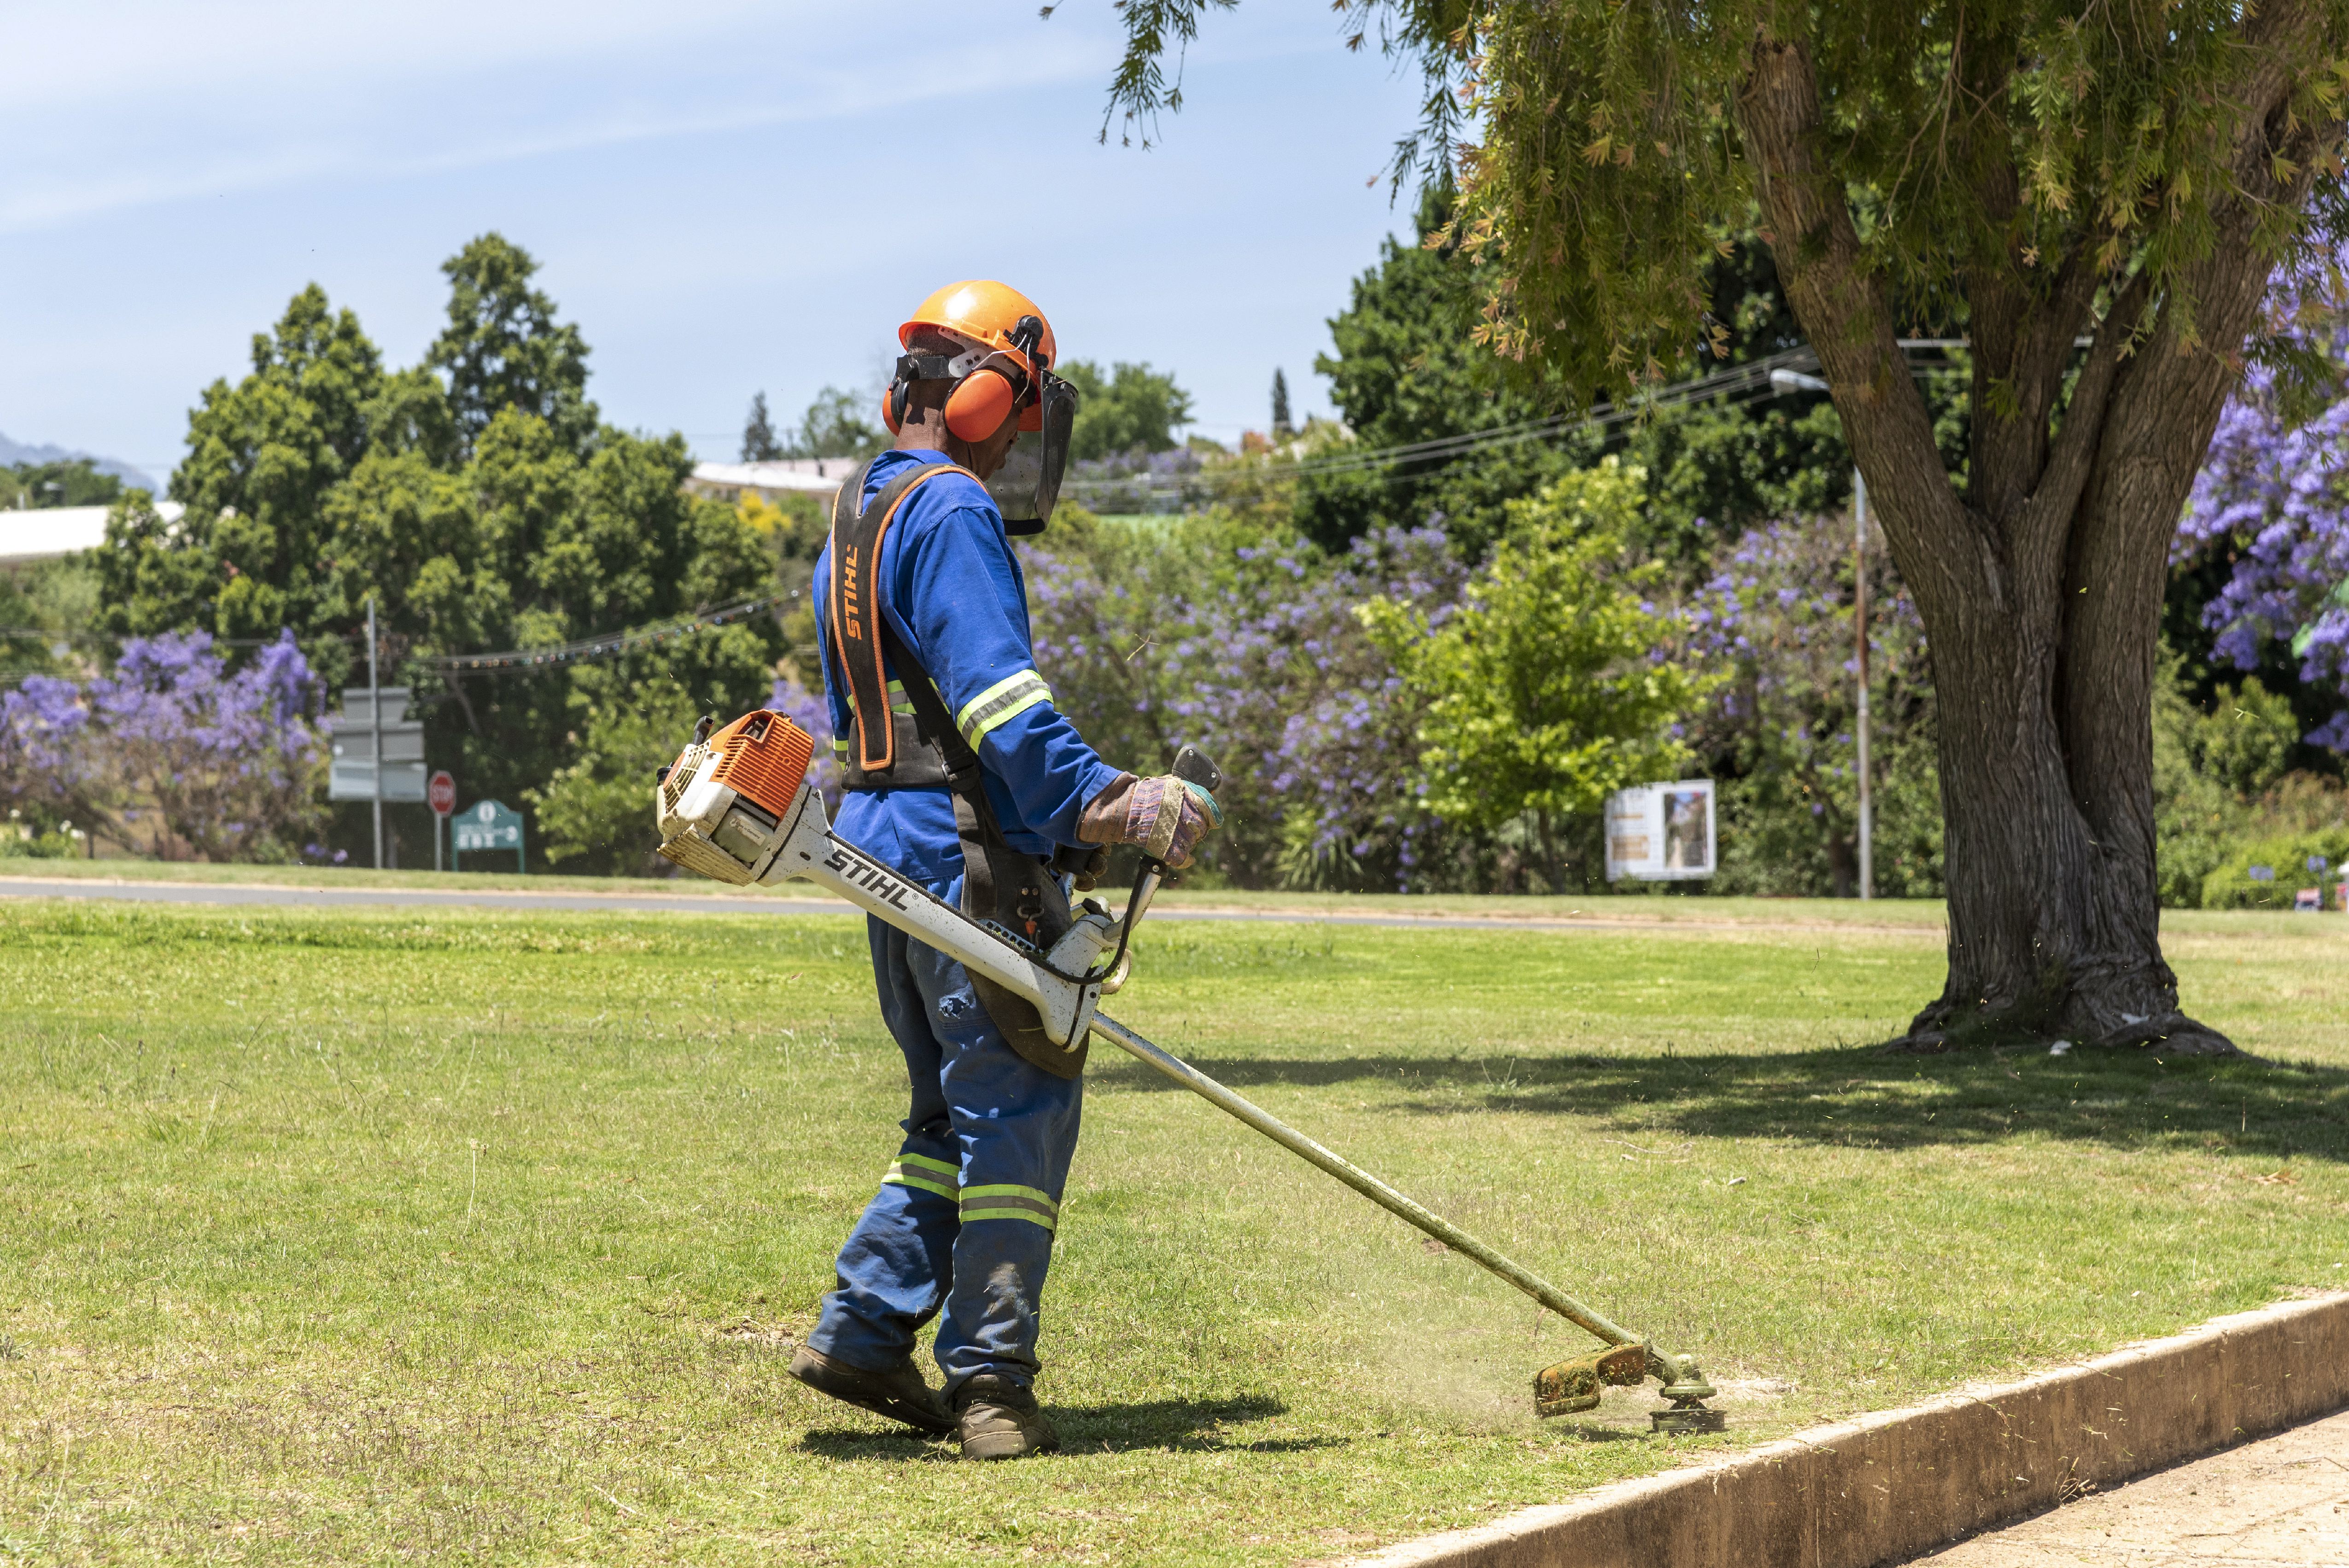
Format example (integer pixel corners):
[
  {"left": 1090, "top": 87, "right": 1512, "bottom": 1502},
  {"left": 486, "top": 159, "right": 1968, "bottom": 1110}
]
[
  {"left": 788, "top": 1345, "right": 953, "bottom": 1435},
  {"left": 952, "top": 1373, "right": 1061, "bottom": 1460}
]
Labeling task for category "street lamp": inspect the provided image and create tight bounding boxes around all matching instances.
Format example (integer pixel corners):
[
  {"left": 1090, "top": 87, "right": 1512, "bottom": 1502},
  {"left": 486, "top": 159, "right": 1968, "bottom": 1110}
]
[{"left": 1769, "top": 367, "right": 1871, "bottom": 901}]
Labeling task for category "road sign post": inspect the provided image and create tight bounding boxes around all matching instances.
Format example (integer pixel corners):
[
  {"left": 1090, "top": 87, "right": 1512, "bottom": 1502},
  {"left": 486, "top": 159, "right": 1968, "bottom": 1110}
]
[
  {"left": 368, "top": 597, "right": 380, "bottom": 868},
  {"left": 332, "top": 687, "right": 427, "bottom": 806},
  {"left": 452, "top": 799, "right": 525, "bottom": 874},
  {"left": 428, "top": 770, "right": 456, "bottom": 872}
]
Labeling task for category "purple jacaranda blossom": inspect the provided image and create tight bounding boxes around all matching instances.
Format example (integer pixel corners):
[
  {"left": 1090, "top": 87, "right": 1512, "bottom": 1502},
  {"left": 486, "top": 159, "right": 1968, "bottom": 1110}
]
[
  {"left": 1, "top": 629, "right": 329, "bottom": 860},
  {"left": 2174, "top": 367, "right": 2349, "bottom": 747},
  {"left": 766, "top": 669, "right": 841, "bottom": 812},
  {"left": 1026, "top": 516, "right": 1468, "bottom": 889},
  {"left": 1682, "top": 518, "right": 1934, "bottom": 894}
]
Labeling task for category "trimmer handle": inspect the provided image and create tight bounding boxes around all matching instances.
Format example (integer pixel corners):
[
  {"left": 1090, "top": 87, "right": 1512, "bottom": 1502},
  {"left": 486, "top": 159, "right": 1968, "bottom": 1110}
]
[
  {"left": 1169, "top": 744, "right": 1221, "bottom": 796},
  {"left": 1129, "top": 743, "right": 1221, "bottom": 916}
]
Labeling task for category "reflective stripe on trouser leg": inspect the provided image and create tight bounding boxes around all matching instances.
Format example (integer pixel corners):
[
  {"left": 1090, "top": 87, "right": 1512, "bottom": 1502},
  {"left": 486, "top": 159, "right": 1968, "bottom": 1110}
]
[
  {"left": 959, "top": 1184, "right": 1058, "bottom": 1229},
  {"left": 805, "top": 881, "right": 1080, "bottom": 1392},
  {"left": 884, "top": 1150, "right": 962, "bottom": 1203},
  {"left": 802, "top": 913, "right": 967, "bottom": 1374},
  {"left": 909, "top": 871, "right": 1081, "bottom": 1394}
]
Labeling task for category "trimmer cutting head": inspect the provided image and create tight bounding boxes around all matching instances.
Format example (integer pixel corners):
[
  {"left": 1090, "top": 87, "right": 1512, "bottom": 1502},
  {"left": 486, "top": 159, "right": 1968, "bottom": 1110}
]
[{"left": 1534, "top": 1343, "right": 1726, "bottom": 1433}]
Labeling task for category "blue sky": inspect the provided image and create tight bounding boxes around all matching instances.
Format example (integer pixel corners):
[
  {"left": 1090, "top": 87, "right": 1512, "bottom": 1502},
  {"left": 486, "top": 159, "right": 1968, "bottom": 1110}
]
[{"left": 1, "top": 1, "right": 1430, "bottom": 485}]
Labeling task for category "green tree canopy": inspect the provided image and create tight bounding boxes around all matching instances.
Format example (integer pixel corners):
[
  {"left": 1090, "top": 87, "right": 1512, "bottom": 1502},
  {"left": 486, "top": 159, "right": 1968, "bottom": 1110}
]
[
  {"left": 1060, "top": 360, "right": 1193, "bottom": 460},
  {"left": 1360, "top": 460, "right": 1707, "bottom": 877},
  {"left": 94, "top": 238, "right": 779, "bottom": 868},
  {"left": 784, "top": 386, "right": 887, "bottom": 462},
  {"left": 5, "top": 459, "right": 123, "bottom": 509},
  {"left": 742, "top": 392, "right": 783, "bottom": 462},
  {"left": 1095, "top": 0, "right": 2349, "bottom": 1053},
  {"left": 1303, "top": 190, "right": 1939, "bottom": 562},
  {"left": 426, "top": 233, "right": 596, "bottom": 456}
]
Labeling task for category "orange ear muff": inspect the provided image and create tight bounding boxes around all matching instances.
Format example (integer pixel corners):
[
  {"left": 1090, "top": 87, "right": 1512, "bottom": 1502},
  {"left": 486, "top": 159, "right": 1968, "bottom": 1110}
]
[
  {"left": 943, "top": 367, "right": 1016, "bottom": 442},
  {"left": 881, "top": 385, "right": 904, "bottom": 435}
]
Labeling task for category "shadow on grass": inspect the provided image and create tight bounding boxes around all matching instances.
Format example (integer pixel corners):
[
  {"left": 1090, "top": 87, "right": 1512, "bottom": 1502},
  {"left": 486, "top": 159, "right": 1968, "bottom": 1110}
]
[
  {"left": 1550, "top": 1421, "right": 1653, "bottom": 1444},
  {"left": 799, "top": 1394, "right": 1334, "bottom": 1459},
  {"left": 1092, "top": 1047, "right": 2349, "bottom": 1162}
]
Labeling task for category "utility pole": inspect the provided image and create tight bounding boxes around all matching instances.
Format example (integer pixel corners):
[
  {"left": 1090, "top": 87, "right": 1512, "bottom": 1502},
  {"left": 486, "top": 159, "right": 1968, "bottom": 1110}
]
[
  {"left": 367, "top": 595, "right": 383, "bottom": 870},
  {"left": 1853, "top": 473, "right": 1872, "bottom": 901},
  {"left": 1769, "top": 365, "right": 1873, "bottom": 900}
]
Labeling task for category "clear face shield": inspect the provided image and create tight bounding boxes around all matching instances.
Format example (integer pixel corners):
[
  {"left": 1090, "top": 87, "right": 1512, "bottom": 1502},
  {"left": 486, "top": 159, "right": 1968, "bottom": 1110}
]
[{"left": 985, "top": 370, "right": 1077, "bottom": 537}]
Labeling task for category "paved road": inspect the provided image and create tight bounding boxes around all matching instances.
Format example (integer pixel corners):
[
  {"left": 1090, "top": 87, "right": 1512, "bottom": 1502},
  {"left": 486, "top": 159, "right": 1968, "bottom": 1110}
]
[
  {"left": 1907, "top": 1408, "right": 2349, "bottom": 1566},
  {"left": 0, "top": 877, "right": 863, "bottom": 919},
  {"left": 0, "top": 876, "right": 1655, "bottom": 931}
]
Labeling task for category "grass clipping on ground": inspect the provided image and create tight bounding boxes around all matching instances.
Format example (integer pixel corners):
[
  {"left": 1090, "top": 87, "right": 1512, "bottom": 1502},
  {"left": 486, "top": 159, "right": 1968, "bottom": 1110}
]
[{"left": 1, "top": 899, "right": 2343, "bottom": 1565}]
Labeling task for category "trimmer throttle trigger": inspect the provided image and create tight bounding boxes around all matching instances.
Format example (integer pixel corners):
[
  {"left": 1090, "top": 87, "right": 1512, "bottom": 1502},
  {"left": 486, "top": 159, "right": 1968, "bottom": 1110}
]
[{"left": 1170, "top": 744, "right": 1221, "bottom": 795}]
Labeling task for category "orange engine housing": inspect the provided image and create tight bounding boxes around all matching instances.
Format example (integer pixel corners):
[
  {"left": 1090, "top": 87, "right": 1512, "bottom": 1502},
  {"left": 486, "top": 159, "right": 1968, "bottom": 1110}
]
[{"left": 700, "top": 710, "right": 813, "bottom": 818}]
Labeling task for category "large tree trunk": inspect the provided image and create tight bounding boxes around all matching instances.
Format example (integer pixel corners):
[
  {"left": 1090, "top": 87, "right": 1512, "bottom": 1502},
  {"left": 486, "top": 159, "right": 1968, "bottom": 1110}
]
[{"left": 1734, "top": 23, "right": 2333, "bottom": 1053}]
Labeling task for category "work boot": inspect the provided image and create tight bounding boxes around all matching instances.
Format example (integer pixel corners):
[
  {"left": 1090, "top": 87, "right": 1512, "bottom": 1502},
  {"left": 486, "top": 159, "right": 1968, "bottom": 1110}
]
[
  {"left": 787, "top": 1345, "right": 953, "bottom": 1435},
  {"left": 953, "top": 1373, "right": 1060, "bottom": 1460}
]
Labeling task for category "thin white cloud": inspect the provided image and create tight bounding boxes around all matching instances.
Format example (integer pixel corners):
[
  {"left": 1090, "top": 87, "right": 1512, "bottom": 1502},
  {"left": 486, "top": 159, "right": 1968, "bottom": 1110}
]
[
  {"left": 3, "top": 2, "right": 1352, "bottom": 234},
  {"left": 0, "top": 32, "right": 1101, "bottom": 232},
  {"left": 5, "top": 0, "right": 778, "bottom": 110}
]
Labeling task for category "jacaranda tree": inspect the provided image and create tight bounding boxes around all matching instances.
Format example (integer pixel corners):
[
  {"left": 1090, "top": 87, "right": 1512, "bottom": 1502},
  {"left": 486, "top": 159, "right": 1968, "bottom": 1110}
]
[
  {"left": 2174, "top": 286, "right": 2349, "bottom": 750},
  {"left": 1091, "top": 0, "right": 2349, "bottom": 1051},
  {"left": 0, "top": 630, "right": 328, "bottom": 861}
]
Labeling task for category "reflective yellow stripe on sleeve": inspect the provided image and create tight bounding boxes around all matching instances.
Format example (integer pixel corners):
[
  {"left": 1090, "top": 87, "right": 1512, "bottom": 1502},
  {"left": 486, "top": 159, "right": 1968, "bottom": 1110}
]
[{"left": 954, "top": 671, "right": 1053, "bottom": 747}]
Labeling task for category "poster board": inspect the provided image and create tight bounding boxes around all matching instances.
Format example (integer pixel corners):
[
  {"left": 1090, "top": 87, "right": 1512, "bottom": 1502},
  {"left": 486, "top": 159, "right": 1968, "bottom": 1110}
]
[{"left": 1604, "top": 780, "right": 1717, "bottom": 882}]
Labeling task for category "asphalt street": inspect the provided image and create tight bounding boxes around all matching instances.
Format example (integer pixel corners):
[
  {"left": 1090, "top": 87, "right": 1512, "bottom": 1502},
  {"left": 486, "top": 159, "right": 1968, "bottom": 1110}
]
[{"left": 0, "top": 875, "right": 1613, "bottom": 930}]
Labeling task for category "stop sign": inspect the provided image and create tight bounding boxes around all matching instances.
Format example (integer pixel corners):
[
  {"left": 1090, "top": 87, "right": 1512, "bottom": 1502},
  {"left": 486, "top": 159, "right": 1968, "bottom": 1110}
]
[{"left": 427, "top": 770, "right": 456, "bottom": 816}]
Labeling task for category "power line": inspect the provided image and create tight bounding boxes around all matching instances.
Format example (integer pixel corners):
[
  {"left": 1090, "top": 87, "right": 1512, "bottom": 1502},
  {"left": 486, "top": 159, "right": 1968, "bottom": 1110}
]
[
  {"left": 1062, "top": 346, "right": 1828, "bottom": 502},
  {"left": 1063, "top": 338, "right": 1978, "bottom": 505},
  {"left": 423, "top": 591, "right": 798, "bottom": 676}
]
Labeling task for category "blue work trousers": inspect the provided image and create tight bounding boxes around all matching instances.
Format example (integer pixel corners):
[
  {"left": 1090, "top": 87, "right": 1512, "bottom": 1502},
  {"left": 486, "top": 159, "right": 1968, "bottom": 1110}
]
[{"left": 804, "top": 877, "right": 1084, "bottom": 1395}]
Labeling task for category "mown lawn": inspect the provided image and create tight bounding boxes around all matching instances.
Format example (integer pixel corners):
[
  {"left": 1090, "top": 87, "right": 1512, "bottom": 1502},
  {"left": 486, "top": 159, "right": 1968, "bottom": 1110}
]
[{"left": 1, "top": 895, "right": 2343, "bottom": 1565}]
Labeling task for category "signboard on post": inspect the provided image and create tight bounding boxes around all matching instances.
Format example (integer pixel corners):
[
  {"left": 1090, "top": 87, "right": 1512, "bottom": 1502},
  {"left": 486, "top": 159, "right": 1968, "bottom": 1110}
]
[
  {"left": 329, "top": 686, "right": 427, "bottom": 802},
  {"left": 427, "top": 771, "right": 456, "bottom": 872},
  {"left": 453, "top": 799, "right": 525, "bottom": 873},
  {"left": 1604, "top": 780, "right": 1717, "bottom": 883}
]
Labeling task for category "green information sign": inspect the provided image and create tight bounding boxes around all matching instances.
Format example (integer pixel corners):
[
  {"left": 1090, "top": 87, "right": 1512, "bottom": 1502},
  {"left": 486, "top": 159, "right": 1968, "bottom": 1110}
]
[{"left": 452, "top": 799, "right": 525, "bottom": 872}]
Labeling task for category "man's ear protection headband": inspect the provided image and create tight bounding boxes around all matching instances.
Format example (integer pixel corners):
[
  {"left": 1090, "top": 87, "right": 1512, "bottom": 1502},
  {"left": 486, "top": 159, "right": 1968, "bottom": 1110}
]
[{"left": 882, "top": 316, "right": 1051, "bottom": 443}]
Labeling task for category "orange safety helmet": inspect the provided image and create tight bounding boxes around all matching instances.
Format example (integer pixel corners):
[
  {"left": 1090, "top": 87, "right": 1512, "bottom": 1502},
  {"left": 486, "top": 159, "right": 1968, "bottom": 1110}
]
[{"left": 885, "top": 280, "right": 1060, "bottom": 439}]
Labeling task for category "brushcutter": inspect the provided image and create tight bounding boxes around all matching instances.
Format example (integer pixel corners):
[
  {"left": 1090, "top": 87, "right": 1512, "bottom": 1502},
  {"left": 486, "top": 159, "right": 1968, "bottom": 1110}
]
[{"left": 654, "top": 709, "right": 1725, "bottom": 1433}]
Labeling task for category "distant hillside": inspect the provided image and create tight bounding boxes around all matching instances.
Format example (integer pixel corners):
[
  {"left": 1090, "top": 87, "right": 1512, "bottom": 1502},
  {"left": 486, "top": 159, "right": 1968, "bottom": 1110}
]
[{"left": 0, "top": 432, "right": 155, "bottom": 491}]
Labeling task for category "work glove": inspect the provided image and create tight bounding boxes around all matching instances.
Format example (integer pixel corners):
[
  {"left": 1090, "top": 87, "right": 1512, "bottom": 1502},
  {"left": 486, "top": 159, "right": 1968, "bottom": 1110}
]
[{"left": 1077, "top": 772, "right": 1223, "bottom": 870}]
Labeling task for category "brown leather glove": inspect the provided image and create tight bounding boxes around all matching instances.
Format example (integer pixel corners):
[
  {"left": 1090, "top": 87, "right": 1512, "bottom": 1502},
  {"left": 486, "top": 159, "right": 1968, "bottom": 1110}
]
[{"left": 1077, "top": 772, "right": 1223, "bottom": 870}]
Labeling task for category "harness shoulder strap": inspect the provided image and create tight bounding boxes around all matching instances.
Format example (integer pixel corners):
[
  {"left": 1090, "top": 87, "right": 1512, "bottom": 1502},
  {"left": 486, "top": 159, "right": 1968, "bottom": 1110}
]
[
  {"left": 826, "top": 473, "right": 1082, "bottom": 1076},
  {"left": 824, "top": 458, "right": 979, "bottom": 773}
]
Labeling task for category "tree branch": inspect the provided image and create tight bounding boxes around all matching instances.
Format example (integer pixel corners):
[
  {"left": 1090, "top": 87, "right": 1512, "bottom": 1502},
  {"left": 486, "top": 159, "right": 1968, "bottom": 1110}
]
[
  {"left": 1735, "top": 35, "right": 1990, "bottom": 620},
  {"left": 2057, "top": 0, "right": 2343, "bottom": 863},
  {"left": 2008, "top": 269, "right": 2151, "bottom": 614}
]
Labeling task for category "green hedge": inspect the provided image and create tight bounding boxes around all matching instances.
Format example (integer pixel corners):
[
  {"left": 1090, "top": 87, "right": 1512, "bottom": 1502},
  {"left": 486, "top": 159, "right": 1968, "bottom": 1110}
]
[{"left": 2199, "top": 826, "right": 2349, "bottom": 909}]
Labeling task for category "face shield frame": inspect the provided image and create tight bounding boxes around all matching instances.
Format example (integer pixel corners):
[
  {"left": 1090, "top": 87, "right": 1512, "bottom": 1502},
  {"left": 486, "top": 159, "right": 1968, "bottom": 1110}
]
[{"left": 987, "top": 367, "right": 1077, "bottom": 536}]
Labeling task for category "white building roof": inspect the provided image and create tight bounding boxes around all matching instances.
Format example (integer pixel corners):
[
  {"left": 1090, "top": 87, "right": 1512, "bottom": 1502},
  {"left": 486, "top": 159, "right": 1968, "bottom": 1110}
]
[
  {"left": 0, "top": 502, "right": 182, "bottom": 565},
  {"left": 687, "top": 460, "right": 849, "bottom": 500}
]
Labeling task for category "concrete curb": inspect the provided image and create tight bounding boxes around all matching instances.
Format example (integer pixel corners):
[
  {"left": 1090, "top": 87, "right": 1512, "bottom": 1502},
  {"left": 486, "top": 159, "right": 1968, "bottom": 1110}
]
[{"left": 1348, "top": 1292, "right": 2349, "bottom": 1568}]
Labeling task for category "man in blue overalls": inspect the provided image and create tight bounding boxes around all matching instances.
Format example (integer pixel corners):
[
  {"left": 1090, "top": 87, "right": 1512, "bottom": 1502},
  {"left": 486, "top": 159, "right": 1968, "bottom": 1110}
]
[{"left": 787, "top": 281, "right": 1221, "bottom": 1459}]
